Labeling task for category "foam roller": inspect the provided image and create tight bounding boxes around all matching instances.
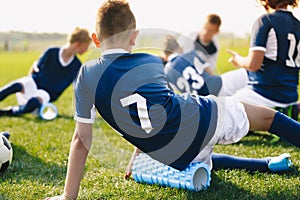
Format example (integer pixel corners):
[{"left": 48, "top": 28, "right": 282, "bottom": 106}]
[
  {"left": 39, "top": 103, "right": 58, "bottom": 120},
  {"left": 131, "top": 153, "right": 211, "bottom": 191}
]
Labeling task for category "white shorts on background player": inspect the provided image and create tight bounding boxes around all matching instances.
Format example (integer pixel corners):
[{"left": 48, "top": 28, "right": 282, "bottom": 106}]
[
  {"left": 218, "top": 68, "right": 248, "bottom": 97},
  {"left": 15, "top": 76, "right": 50, "bottom": 106},
  {"left": 234, "top": 87, "right": 297, "bottom": 108}
]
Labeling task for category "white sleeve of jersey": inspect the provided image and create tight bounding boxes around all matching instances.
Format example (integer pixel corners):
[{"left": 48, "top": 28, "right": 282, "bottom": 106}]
[{"left": 178, "top": 31, "right": 198, "bottom": 53}]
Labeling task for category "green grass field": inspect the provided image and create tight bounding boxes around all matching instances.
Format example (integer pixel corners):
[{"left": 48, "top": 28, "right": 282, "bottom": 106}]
[{"left": 0, "top": 45, "right": 299, "bottom": 200}]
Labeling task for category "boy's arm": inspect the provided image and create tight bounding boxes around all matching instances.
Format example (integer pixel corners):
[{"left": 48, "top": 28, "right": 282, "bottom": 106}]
[
  {"left": 28, "top": 61, "right": 39, "bottom": 75},
  {"left": 124, "top": 147, "right": 142, "bottom": 179},
  {"left": 45, "top": 122, "right": 92, "bottom": 200},
  {"left": 227, "top": 49, "right": 264, "bottom": 72}
]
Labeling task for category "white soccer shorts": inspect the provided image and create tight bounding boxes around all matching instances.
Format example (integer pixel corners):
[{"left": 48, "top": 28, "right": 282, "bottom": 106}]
[{"left": 15, "top": 76, "right": 50, "bottom": 106}]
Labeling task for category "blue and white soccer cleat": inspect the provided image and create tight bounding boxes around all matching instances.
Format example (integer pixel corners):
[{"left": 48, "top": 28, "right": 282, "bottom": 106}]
[{"left": 268, "top": 153, "right": 292, "bottom": 172}]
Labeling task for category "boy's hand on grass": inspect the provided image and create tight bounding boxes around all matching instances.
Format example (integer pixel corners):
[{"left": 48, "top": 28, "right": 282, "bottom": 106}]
[{"left": 124, "top": 148, "right": 142, "bottom": 179}]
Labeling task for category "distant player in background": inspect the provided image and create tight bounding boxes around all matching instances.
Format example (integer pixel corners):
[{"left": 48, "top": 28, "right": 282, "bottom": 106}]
[
  {"left": 159, "top": 35, "right": 183, "bottom": 65},
  {"left": 227, "top": 0, "right": 300, "bottom": 120},
  {"left": 163, "top": 35, "right": 247, "bottom": 97},
  {"left": 0, "top": 27, "right": 91, "bottom": 117},
  {"left": 179, "top": 14, "right": 221, "bottom": 72}
]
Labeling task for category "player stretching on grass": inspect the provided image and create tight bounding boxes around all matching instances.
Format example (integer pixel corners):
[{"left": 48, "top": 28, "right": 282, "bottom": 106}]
[
  {"left": 0, "top": 27, "right": 91, "bottom": 117},
  {"left": 125, "top": 35, "right": 290, "bottom": 179},
  {"left": 179, "top": 14, "right": 221, "bottom": 72},
  {"left": 227, "top": 0, "right": 300, "bottom": 120},
  {"left": 46, "top": 1, "right": 300, "bottom": 199}
]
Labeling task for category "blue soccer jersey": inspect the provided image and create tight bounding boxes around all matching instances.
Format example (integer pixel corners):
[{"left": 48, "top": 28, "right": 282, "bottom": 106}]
[
  {"left": 179, "top": 32, "right": 219, "bottom": 71},
  {"left": 248, "top": 10, "right": 300, "bottom": 103},
  {"left": 32, "top": 47, "right": 82, "bottom": 102},
  {"left": 74, "top": 49, "right": 218, "bottom": 170},
  {"left": 195, "top": 36, "right": 218, "bottom": 56},
  {"left": 164, "top": 51, "right": 222, "bottom": 96}
]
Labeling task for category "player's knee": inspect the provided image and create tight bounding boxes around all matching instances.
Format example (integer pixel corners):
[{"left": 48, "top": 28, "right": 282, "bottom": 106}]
[{"left": 35, "top": 97, "right": 44, "bottom": 105}]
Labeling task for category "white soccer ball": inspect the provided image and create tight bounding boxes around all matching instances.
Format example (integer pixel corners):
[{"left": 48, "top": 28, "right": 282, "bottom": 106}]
[{"left": 0, "top": 134, "right": 13, "bottom": 173}]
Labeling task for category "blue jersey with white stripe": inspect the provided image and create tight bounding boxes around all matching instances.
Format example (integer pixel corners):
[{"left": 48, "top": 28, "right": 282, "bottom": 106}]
[
  {"left": 164, "top": 51, "right": 222, "bottom": 96},
  {"left": 32, "top": 47, "right": 82, "bottom": 102},
  {"left": 195, "top": 36, "right": 218, "bottom": 56},
  {"left": 249, "top": 10, "right": 300, "bottom": 103},
  {"left": 75, "top": 51, "right": 218, "bottom": 170}
]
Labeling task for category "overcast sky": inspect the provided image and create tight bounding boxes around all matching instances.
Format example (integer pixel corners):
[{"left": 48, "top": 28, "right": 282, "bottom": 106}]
[{"left": 1, "top": 0, "right": 299, "bottom": 37}]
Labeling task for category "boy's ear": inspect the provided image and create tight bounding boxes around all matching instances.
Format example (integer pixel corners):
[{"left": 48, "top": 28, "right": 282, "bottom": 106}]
[
  {"left": 130, "top": 30, "right": 139, "bottom": 46},
  {"left": 92, "top": 33, "right": 101, "bottom": 48}
]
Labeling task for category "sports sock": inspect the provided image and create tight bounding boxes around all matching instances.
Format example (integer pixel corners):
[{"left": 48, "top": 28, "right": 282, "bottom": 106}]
[
  {"left": 269, "top": 111, "right": 300, "bottom": 148},
  {"left": 212, "top": 153, "right": 269, "bottom": 172},
  {"left": 0, "top": 82, "right": 22, "bottom": 101},
  {"left": 12, "top": 97, "right": 42, "bottom": 115}
]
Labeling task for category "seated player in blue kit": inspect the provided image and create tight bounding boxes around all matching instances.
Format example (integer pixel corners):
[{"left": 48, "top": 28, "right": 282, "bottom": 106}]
[
  {"left": 227, "top": 0, "right": 300, "bottom": 120},
  {"left": 178, "top": 14, "right": 222, "bottom": 72},
  {"left": 46, "top": 1, "right": 300, "bottom": 199},
  {"left": 160, "top": 35, "right": 248, "bottom": 97},
  {"left": 0, "top": 27, "right": 91, "bottom": 117}
]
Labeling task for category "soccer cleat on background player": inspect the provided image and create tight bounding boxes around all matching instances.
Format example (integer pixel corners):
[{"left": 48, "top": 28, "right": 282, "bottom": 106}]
[
  {"left": 0, "top": 107, "right": 13, "bottom": 117},
  {"left": 268, "top": 153, "right": 292, "bottom": 172}
]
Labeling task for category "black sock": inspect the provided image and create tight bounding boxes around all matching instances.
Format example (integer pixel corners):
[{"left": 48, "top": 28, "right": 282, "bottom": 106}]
[
  {"left": 12, "top": 97, "right": 42, "bottom": 115},
  {"left": 0, "top": 82, "right": 22, "bottom": 101},
  {"left": 212, "top": 153, "right": 269, "bottom": 172},
  {"left": 269, "top": 111, "right": 300, "bottom": 148}
]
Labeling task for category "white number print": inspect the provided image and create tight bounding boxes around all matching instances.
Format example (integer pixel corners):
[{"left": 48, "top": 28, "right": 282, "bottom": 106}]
[
  {"left": 120, "top": 94, "right": 153, "bottom": 134},
  {"left": 176, "top": 66, "right": 204, "bottom": 95},
  {"left": 286, "top": 33, "right": 300, "bottom": 68}
]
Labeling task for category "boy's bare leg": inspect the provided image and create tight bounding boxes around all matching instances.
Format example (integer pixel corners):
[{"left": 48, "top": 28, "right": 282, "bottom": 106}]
[
  {"left": 242, "top": 101, "right": 300, "bottom": 148},
  {"left": 125, "top": 147, "right": 142, "bottom": 179},
  {"left": 242, "top": 102, "right": 275, "bottom": 131}
]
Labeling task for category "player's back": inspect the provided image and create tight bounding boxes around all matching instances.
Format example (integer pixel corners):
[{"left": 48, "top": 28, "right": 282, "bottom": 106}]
[
  {"left": 165, "top": 51, "right": 222, "bottom": 96},
  {"left": 248, "top": 10, "right": 300, "bottom": 103},
  {"left": 78, "top": 51, "right": 218, "bottom": 170},
  {"left": 266, "top": 10, "right": 300, "bottom": 66}
]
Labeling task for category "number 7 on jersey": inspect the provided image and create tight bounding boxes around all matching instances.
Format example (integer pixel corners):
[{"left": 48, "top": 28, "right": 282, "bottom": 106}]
[{"left": 120, "top": 93, "right": 153, "bottom": 134}]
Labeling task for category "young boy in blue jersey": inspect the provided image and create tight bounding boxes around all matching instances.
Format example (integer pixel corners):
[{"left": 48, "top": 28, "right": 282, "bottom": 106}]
[
  {"left": 162, "top": 35, "right": 248, "bottom": 97},
  {"left": 0, "top": 27, "right": 91, "bottom": 117},
  {"left": 227, "top": 0, "right": 300, "bottom": 119},
  {"left": 179, "top": 14, "right": 221, "bottom": 72},
  {"left": 46, "top": 1, "right": 300, "bottom": 199}
]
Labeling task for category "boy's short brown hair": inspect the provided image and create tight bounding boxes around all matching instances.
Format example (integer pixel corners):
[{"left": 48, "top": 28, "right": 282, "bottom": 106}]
[
  {"left": 96, "top": 0, "right": 136, "bottom": 41},
  {"left": 162, "top": 35, "right": 180, "bottom": 56},
  {"left": 259, "top": 0, "right": 298, "bottom": 9},
  {"left": 68, "top": 27, "right": 92, "bottom": 44},
  {"left": 205, "top": 14, "right": 222, "bottom": 28}
]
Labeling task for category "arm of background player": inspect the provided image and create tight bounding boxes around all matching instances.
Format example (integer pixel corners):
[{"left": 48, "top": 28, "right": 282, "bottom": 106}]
[
  {"left": 227, "top": 49, "right": 265, "bottom": 72},
  {"left": 29, "top": 49, "right": 50, "bottom": 75},
  {"left": 125, "top": 147, "right": 142, "bottom": 179},
  {"left": 45, "top": 122, "right": 93, "bottom": 200},
  {"left": 27, "top": 61, "right": 39, "bottom": 75}
]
